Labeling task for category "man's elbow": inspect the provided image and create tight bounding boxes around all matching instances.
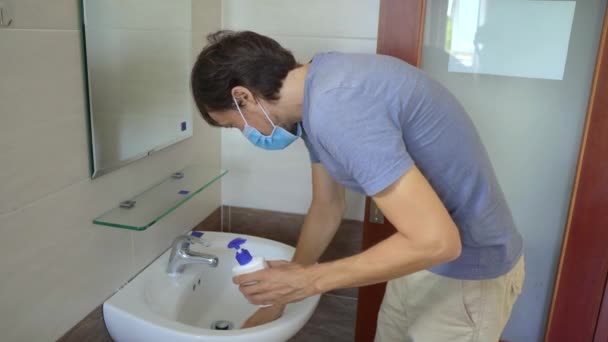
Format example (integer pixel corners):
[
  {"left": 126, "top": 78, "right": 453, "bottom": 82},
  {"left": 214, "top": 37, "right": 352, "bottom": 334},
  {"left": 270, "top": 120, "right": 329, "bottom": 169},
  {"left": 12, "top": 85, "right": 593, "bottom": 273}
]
[
  {"left": 430, "top": 225, "right": 462, "bottom": 264},
  {"left": 442, "top": 237, "right": 462, "bottom": 263},
  {"left": 441, "top": 226, "right": 462, "bottom": 262}
]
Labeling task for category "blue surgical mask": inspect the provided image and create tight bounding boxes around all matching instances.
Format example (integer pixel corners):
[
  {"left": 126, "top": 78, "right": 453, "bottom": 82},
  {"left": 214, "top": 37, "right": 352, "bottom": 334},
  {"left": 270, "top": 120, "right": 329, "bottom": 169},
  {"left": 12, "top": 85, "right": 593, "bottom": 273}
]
[{"left": 232, "top": 97, "right": 301, "bottom": 150}]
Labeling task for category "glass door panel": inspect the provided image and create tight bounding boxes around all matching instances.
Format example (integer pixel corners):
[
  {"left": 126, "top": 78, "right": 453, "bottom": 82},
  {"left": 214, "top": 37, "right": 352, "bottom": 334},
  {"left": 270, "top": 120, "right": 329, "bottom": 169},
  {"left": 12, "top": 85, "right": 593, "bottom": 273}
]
[{"left": 421, "top": 1, "right": 607, "bottom": 340}]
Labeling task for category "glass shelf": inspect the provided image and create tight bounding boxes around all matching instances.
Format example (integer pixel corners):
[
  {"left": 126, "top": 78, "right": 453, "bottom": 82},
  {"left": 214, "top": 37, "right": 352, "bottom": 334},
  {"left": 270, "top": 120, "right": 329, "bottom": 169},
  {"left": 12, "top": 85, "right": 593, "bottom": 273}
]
[{"left": 93, "top": 165, "right": 227, "bottom": 231}]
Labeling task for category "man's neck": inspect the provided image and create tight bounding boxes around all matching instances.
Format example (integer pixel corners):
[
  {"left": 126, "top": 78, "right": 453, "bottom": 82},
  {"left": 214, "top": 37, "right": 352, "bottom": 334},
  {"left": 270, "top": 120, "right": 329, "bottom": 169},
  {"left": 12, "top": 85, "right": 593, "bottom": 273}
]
[{"left": 273, "top": 63, "right": 310, "bottom": 125}]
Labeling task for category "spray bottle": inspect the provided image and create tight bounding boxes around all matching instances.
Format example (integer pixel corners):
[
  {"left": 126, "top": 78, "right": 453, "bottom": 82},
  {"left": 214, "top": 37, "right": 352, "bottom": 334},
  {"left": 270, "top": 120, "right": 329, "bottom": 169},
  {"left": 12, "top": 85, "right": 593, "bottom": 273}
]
[{"left": 227, "top": 238, "right": 267, "bottom": 278}]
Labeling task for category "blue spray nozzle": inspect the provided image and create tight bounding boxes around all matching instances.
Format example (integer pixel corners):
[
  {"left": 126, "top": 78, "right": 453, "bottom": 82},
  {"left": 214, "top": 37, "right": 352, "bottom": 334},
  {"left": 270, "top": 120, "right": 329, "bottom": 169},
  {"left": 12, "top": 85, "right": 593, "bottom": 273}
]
[
  {"left": 227, "top": 238, "right": 247, "bottom": 250},
  {"left": 228, "top": 238, "right": 253, "bottom": 266},
  {"left": 236, "top": 249, "right": 253, "bottom": 265}
]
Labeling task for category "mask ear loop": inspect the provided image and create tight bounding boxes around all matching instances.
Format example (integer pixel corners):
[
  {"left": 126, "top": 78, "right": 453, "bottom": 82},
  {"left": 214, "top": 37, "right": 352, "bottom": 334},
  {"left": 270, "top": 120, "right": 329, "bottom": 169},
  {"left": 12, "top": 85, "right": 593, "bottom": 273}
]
[
  {"left": 232, "top": 97, "right": 249, "bottom": 126},
  {"left": 257, "top": 101, "right": 277, "bottom": 128}
]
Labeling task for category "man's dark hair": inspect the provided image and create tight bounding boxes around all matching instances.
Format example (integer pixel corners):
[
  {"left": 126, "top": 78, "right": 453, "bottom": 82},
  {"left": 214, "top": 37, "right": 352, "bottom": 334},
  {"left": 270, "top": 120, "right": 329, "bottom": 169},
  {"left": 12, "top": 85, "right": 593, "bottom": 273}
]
[{"left": 191, "top": 30, "right": 299, "bottom": 126}]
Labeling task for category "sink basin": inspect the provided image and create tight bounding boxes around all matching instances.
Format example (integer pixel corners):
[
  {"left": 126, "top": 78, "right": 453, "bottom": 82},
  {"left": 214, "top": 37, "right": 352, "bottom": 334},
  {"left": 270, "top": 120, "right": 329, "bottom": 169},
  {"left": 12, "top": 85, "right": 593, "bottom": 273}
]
[{"left": 104, "top": 231, "right": 320, "bottom": 342}]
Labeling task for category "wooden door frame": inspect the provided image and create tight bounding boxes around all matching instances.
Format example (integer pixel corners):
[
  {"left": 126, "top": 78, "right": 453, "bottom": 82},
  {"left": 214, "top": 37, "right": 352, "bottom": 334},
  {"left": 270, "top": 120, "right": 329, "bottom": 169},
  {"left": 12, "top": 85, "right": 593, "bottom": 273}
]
[
  {"left": 545, "top": 5, "right": 608, "bottom": 342},
  {"left": 356, "top": 1, "right": 608, "bottom": 341},
  {"left": 596, "top": 280, "right": 608, "bottom": 342}
]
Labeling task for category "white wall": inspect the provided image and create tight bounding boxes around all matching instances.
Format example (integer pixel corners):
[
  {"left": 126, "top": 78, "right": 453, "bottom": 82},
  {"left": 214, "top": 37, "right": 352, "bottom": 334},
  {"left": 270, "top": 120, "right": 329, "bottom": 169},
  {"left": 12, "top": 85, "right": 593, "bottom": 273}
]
[
  {"left": 221, "top": 0, "right": 381, "bottom": 220},
  {"left": 0, "top": 0, "right": 222, "bottom": 340}
]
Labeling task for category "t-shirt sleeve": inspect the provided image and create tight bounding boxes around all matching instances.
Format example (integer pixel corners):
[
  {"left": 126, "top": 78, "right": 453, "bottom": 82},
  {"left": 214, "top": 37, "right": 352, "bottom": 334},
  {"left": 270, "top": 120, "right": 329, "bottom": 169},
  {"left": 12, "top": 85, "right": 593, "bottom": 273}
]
[
  {"left": 314, "top": 87, "right": 415, "bottom": 196},
  {"left": 302, "top": 131, "right": 321, "bottom": 163}
]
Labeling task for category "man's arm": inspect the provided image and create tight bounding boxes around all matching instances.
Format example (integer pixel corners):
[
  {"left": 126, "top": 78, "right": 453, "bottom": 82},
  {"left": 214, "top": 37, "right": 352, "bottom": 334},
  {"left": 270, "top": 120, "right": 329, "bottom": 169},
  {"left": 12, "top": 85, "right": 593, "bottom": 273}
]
[
  {"left": 311, "top": 166, "right": 461, "bottom": 291},
  {"left": 239, "top": 163, "right": 345, "bottom": 327},
  {"left": 292, "top": 163, "right": 346, "bottom": 265},
  {"left": 235, "top": 166, "right": 462, "bottom": 305}
]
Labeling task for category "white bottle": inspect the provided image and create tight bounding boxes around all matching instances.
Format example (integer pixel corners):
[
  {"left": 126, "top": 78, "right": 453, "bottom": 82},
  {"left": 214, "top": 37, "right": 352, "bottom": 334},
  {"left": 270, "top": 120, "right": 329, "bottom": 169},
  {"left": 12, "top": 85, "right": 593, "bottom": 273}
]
[
  {"left": 232, "top": 256, "right": 267, "bottom": 278},
  {"left": 228, "top": 238, "right": 272, "bottom": 307},
  {"left": 228, "top": 238, "right": 268, "bottom": 279}
]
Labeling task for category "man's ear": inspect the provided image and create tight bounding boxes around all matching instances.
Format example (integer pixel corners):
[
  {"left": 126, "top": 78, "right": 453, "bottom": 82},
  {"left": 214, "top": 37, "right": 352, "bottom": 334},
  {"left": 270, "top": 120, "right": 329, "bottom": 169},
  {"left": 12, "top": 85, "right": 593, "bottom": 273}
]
[{"left": 231, "top": 86, "right": 255, "bottom": 107}]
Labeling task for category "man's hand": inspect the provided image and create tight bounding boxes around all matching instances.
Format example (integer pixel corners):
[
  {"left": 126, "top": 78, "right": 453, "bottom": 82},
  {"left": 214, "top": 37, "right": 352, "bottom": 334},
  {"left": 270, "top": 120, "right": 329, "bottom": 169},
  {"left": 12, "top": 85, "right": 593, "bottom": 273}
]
[
  {"left": 241, "top": 304, "right": 286, "bottom": 329},
  {"left": 233, "top": 261, "right": 321, "bottom": 306}
]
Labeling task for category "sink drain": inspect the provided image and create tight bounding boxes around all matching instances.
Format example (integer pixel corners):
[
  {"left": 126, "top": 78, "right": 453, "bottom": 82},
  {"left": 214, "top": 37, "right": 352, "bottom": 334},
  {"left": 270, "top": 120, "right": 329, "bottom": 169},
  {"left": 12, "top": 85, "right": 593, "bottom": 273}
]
[{"left": 211, "top": 320, "right": 234, "bottom": 330}]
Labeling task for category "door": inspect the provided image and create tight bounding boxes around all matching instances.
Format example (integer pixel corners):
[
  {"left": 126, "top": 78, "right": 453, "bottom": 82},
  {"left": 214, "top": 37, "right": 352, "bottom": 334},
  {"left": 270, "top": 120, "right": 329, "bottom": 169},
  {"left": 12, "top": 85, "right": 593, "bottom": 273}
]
[
  {"left": 356, "top": 1, "right": 608, "bottom": 341},
  {"left": 545, "top": 3, "right": 608, "bottom": 340}
]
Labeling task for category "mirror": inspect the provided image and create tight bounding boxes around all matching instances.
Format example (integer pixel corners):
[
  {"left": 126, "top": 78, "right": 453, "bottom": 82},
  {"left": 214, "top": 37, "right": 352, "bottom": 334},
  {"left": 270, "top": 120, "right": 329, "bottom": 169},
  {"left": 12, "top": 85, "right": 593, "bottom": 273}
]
[{"left": 82, "top": 0, "right": 194, "bottom": 178}]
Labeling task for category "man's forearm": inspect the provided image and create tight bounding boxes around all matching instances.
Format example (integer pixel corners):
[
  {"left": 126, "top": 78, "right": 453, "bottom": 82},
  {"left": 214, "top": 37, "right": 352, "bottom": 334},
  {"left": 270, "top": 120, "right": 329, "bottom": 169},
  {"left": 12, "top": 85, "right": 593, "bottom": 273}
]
[
  {"left": 308, "top": 231, "right": 460, "bottom": 294},
  {"left": 291, "top": 201, "right": 344, "bottom": 266},
  {"left": 266, "top": 202, "right": 342, "bottom": 312}
]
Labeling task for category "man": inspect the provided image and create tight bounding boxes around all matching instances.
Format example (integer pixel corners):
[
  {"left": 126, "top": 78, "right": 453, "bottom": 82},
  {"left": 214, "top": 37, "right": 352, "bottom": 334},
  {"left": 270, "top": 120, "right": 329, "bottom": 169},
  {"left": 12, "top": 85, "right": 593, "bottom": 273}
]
[{"left": 191, "top": 30, "right": 524, "bottom": 341}]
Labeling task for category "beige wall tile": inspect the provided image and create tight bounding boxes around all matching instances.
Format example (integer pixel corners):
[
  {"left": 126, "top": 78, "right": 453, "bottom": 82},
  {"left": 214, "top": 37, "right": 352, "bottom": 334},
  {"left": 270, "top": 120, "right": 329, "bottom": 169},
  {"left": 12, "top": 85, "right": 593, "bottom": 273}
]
[
  {"left": 222, "top": 0, "right": 380, "bottom": 38},
  {"left": 192, "top": 31, "right": 210, "bottom": 61},
  {"left": 83, "top": 0, "right": 191, "bottom": 30},
  {"left": 274, "top": 35, "right": 378, "bottom": 62},
  {"left": 192, "top": 0, "right": 222, "bottom": 33},
  {"left": 0, "top": 227, "right": 133, "bottom": 341},
  {"left": 0, "top": 29, "right": 90, "bottom": 215},
  {"left": 2, "top": 0, "right": 81, "bottom": 30}
]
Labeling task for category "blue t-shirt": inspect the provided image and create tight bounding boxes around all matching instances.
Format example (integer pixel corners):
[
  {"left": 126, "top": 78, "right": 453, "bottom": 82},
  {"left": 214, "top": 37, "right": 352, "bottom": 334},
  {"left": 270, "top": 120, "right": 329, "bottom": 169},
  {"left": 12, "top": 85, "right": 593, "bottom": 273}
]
[{"left": 302, "top": 52, "right": 523, "bottom": 280}]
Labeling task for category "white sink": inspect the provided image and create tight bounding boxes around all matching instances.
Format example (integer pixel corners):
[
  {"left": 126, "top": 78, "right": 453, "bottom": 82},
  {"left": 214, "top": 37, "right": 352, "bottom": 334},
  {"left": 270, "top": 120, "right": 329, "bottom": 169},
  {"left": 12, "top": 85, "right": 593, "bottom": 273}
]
[{"left": 104, "top": 231, "right": 320, "bottom": 342}]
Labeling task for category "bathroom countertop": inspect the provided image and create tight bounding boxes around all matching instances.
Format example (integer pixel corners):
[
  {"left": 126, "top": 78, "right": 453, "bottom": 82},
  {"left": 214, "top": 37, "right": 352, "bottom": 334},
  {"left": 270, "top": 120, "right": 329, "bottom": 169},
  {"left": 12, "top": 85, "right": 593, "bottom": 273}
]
[{"left": 58, "top": 306, "right": 113, "bottom": 342}]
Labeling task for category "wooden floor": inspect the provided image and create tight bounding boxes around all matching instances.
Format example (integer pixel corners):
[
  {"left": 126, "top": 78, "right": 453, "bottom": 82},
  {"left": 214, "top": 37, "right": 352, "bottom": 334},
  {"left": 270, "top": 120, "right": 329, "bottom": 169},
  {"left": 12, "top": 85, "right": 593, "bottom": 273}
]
[{"left": 58, "top": 206, "right": 363, "bottom": 342}]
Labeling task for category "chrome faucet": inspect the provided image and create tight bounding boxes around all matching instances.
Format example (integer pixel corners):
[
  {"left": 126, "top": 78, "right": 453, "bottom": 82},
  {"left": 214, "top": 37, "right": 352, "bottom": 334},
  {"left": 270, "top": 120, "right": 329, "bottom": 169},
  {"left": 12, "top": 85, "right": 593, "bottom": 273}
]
[{"left": 166, "top": 235, "right": 219, "bottom": 276}]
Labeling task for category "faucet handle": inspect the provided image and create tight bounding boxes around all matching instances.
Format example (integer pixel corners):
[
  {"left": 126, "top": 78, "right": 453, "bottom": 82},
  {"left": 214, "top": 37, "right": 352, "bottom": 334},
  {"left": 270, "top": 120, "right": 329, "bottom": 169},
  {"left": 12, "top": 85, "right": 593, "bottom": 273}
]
[
  {"left": 168, "top": 235, "right": 192, "bottom": 255},
  {"left": 170, "top": 233, "right": 210, "bottom": 252},
  {"left": 187, "top": 232, "right": 212, "bottom": 247},
  {"left": 171, "top": 234, "right": 194, "bottom": 246},
  {"left": 166, "top": 233, "right": 218, "bottom": 275}
]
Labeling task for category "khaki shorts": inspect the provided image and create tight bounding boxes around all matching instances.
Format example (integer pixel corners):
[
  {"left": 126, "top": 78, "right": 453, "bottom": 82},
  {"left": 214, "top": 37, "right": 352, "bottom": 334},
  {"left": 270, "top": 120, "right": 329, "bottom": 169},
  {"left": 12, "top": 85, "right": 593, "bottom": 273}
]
[{"left": 375, "top": 257, "right": 525, "bottom": 342}]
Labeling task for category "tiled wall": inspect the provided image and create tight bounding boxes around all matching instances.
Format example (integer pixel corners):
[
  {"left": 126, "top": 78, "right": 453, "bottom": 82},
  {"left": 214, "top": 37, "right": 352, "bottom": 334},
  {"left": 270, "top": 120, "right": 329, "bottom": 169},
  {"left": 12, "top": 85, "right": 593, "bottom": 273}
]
[
  {"left": 0, "top": 1, "right": 222, "bottom": 341},
  {"left": 220, "top": 0, "right": 380, "bottom": 221}
]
